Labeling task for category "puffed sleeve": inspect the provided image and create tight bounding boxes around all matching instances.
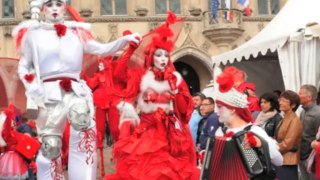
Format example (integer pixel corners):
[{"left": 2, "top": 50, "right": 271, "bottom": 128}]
[{"left": 17, "top": 31, "right": 36, "bottom": 89}]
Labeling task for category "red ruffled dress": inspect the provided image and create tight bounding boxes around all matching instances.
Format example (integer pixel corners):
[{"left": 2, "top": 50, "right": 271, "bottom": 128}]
[
  {"left": 0, "top": 113, "right": 28, "bottom": 179},
  {"left": 105, "top": 70, "right": 200, "bottom": 180}
]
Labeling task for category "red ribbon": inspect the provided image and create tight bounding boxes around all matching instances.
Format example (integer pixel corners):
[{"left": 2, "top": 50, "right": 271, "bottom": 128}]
[
  {"left": 50, "top": 159, "right": 64, "bottom": 180},
  {"left": 78, "top": 129, "right": 96, "bottom": 165}
]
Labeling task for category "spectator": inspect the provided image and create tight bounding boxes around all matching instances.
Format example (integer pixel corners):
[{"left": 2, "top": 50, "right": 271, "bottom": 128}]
[
  {"left": 275, "top": 90, "right": 302, "bottom": 180},
  {"left": 273, "top": 90, "right": 282, "bottom": 99},
  {"left": 224, "top": 66, "right": 260, "bottom": 115},
  {"left": 255, "top": 92, "right": 282, "bottom": 137},
  {"left": 189, "top": 92, "right": 205, "bottom": 145},
  {"left": 197, "top": 97, "right": 219, "bottom": 151},
  {"left": 298, "top": 84, "right": 320, "bottom": 180},
  {"left": 16, "top": 116, "right": 34, "bottom": 137}
]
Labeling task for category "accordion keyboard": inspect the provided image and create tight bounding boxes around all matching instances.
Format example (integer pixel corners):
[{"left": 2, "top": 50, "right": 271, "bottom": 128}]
[{"left": 240, "top": 140, "right": 263, "bottom": 172}]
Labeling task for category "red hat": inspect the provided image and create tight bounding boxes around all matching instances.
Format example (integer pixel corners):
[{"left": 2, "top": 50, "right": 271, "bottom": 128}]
[
  {"left": 144, "top": 11, "right": 177, "bottom": 69},
  {"left": 16, "top": 135, "right": 41, "bottom": 160}
]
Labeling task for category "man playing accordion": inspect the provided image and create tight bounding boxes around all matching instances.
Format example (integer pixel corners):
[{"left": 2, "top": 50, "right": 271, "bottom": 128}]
[{"left": 201, "top": 69, "right": 283, "bottom": 180}]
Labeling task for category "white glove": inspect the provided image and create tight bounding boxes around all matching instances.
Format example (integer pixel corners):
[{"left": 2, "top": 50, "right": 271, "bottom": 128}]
[
  {"left": 117, "top": 101, "right": 140, "bottom": 128},
  {"left": 26, "top": 84, "right": 45, "bottom": 108},
  {"left": 123, "top": 33, "right": 141, "bottom": 45}
]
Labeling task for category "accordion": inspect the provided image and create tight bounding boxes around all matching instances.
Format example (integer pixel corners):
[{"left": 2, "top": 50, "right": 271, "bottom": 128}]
[{"left": 201, "top": 130, "right": 264, "bottom": 180}]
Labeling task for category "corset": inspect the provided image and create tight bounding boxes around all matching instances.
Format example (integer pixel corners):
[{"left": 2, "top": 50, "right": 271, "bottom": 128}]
[{"left": 143, "top": 88, "right": 173, "bottom": 104}]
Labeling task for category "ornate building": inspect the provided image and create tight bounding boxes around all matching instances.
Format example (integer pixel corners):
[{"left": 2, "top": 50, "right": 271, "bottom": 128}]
[{"left": 0, "top": 0, "right": 287, "bottom": 111}]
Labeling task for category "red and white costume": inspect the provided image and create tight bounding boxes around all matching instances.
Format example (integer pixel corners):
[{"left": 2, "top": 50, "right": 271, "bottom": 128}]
[
  {"left": 105, "top": 12, "right": 200, "bottom": 180},
  {"left": 12, "top": 1, "right": 140, "bottom": 179}
]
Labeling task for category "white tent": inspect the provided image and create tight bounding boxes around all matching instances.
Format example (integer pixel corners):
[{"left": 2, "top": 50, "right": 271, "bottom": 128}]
[{"left": 212, "top": 0, "right": 320, "bottom": 93}]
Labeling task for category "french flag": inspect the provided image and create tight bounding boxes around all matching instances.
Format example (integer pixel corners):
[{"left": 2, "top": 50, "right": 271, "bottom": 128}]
[
  {"left": 225, "top": 0, "right": 232, "bottom": 21},
  {"left": 238, "top": 0, "right": 251, "bottom": 16}
]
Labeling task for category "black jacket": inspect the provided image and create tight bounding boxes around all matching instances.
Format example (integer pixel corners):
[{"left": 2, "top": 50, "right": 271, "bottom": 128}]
[{"left": 264, "top": 113, "right": 282, "bottom": 138}]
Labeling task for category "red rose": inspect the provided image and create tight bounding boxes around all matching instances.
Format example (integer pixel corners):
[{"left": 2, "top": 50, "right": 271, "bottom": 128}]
[
  {"left": 54, "top": 24, "right": 67, "bottom": 37},
  {"left": 246, "top": 131, "right": 257, "bottom": 147},
  {"left": 216, "top": 72, "right": 234, "bottom": 92},
  {"left": 59, "top": 78, "right": 72, "bottom": 92},
  {"left": 24, "top": 74, "right": 35, "bottom": 83}
]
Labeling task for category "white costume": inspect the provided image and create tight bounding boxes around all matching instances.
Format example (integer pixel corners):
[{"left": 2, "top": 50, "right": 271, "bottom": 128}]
[{"left": 13, "top": 1, "right": 139, "bottom": 179}]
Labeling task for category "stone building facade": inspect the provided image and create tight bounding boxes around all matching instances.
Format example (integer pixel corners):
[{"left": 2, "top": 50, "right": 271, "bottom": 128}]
[{"left": 0, "top": 0, "right": 287, "bottom": 111}]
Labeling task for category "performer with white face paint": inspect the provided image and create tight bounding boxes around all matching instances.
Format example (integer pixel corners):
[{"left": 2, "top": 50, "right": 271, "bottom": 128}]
[
  {"left": 105, "top": 12, "right": 200, "bottom": 180},
  {"left": 12, "top": 0, "right": 141, "bottom": 179}
]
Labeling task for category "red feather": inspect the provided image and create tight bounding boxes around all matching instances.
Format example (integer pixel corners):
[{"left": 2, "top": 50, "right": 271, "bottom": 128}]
[
  {"left": 166, "top": 11, "right": 177, "bottom": 25},
  {"left": 16, "top": 28, "right": 28, "bottom": 50},
  {"left": 66, "top": 5, "right": 84, "bottom": 22},
  {"left": 216, "top": 72, "right": 234, "bottom": 92}
]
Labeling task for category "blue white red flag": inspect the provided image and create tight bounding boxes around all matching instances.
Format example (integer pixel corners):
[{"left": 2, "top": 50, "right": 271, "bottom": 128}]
[
  {"left": 211, "top": 0, "right": 220, "bottom": 19},
  {"left": 238, "top": 0, "right": 251, "bottom": 16},
  {"left": 224, "top": 0, "right": 232, "bottom": 21}
]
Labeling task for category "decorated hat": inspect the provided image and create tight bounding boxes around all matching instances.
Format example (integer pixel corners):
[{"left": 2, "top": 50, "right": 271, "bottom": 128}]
[
  {"left": 144, "top": 11, "right": 177, "bottom": 68},
  {"left": 215, "top": 70, "right": 254, "bottom": 123}
]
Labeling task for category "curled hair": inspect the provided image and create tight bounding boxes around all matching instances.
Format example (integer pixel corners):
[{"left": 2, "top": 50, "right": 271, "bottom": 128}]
[{"left": 259, "top": 92, "right": 280, "bottom": 112}]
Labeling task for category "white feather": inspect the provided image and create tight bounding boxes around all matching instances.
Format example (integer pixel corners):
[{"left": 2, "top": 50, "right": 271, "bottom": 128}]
[
  {"left": 137, "top": 70, "right": 182, "bottom": 113},
  {"left": 0, "top": 113, "right": 7, "bottom": 147}
]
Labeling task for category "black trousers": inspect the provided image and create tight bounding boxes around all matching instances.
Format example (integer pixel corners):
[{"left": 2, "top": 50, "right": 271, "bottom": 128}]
[{"left": 275, "top": 165, "right": 298, "bottom": 180}]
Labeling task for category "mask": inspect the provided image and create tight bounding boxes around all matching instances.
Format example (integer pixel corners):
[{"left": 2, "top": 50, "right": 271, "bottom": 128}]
[
  {"left": 98, "top": 62, "right": 105, "bottom": 71},
  {"left": 217, "top": 105, "right": 233, "bottom": 124},
  {"left": 153, "top": 49, "right": 169, "bottom": 71},
  {"left": 43, "top": 0, "right": 66, "bottom": 23}
]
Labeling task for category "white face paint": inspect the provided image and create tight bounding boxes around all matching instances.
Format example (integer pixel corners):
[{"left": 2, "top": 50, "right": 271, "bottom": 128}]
[
  {"left": 153, "top": 49, "right": 169, "bottom": 71},
  {"left": 217, "top": 104, "right": 234, "bottom": 124},
  {"left": 43, "top": 0, "right": 66, "bottom": 23},
  {"left": 98, "top": 62, "right": 105, "bottom": 71}
]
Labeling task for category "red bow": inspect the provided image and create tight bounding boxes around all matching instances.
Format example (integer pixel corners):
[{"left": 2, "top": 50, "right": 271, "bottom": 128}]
[
  {"left": 223, "top": 131, "right": 234, "bottom": 138},
  {"left": 54, "top": 24, "right": 67, "bottom": 37},
  {"left": 152, "top": 68, "right": 165, "bottom": 81},
  {"left": 24, "top": 74, "right": 35, "bottom": 83},
  {"left": 59, "top": 78, "right": 72, "bottom": 92}
]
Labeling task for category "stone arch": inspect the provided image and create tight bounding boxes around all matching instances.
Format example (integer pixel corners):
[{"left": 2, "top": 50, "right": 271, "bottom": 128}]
[{"left": 171, "top": 47, "right": 213, "bottom": 91}]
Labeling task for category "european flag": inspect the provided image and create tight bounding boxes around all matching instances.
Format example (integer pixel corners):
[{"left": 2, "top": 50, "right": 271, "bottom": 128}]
[{"left": 211, "top": 0, "right": 220, "bottom": 19}]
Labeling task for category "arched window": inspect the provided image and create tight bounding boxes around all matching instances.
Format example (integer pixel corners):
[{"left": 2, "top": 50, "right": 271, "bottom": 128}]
[
  {"left": 2, "top": 0, "right": 14, "bottom": 18},
  {"left": 155, "top": 0, "right": 180, "bottom": 14},
  {"left": 270, "top": 0, "right": 279, "bottom": 14},
  {"left": 101, "top": 0, "right": 127, "bottom": 15},
  {"left": 258, "top": 0, "right": 279, "bottom": 15}
]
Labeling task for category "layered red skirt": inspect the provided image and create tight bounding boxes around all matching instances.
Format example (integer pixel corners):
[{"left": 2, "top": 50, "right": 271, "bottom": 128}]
[
  {"left": 0, "top": 151, "right": 29, "bottom": 179},
  {"left": 105, "top": 112, "right": 200, "bottom": 180}
]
